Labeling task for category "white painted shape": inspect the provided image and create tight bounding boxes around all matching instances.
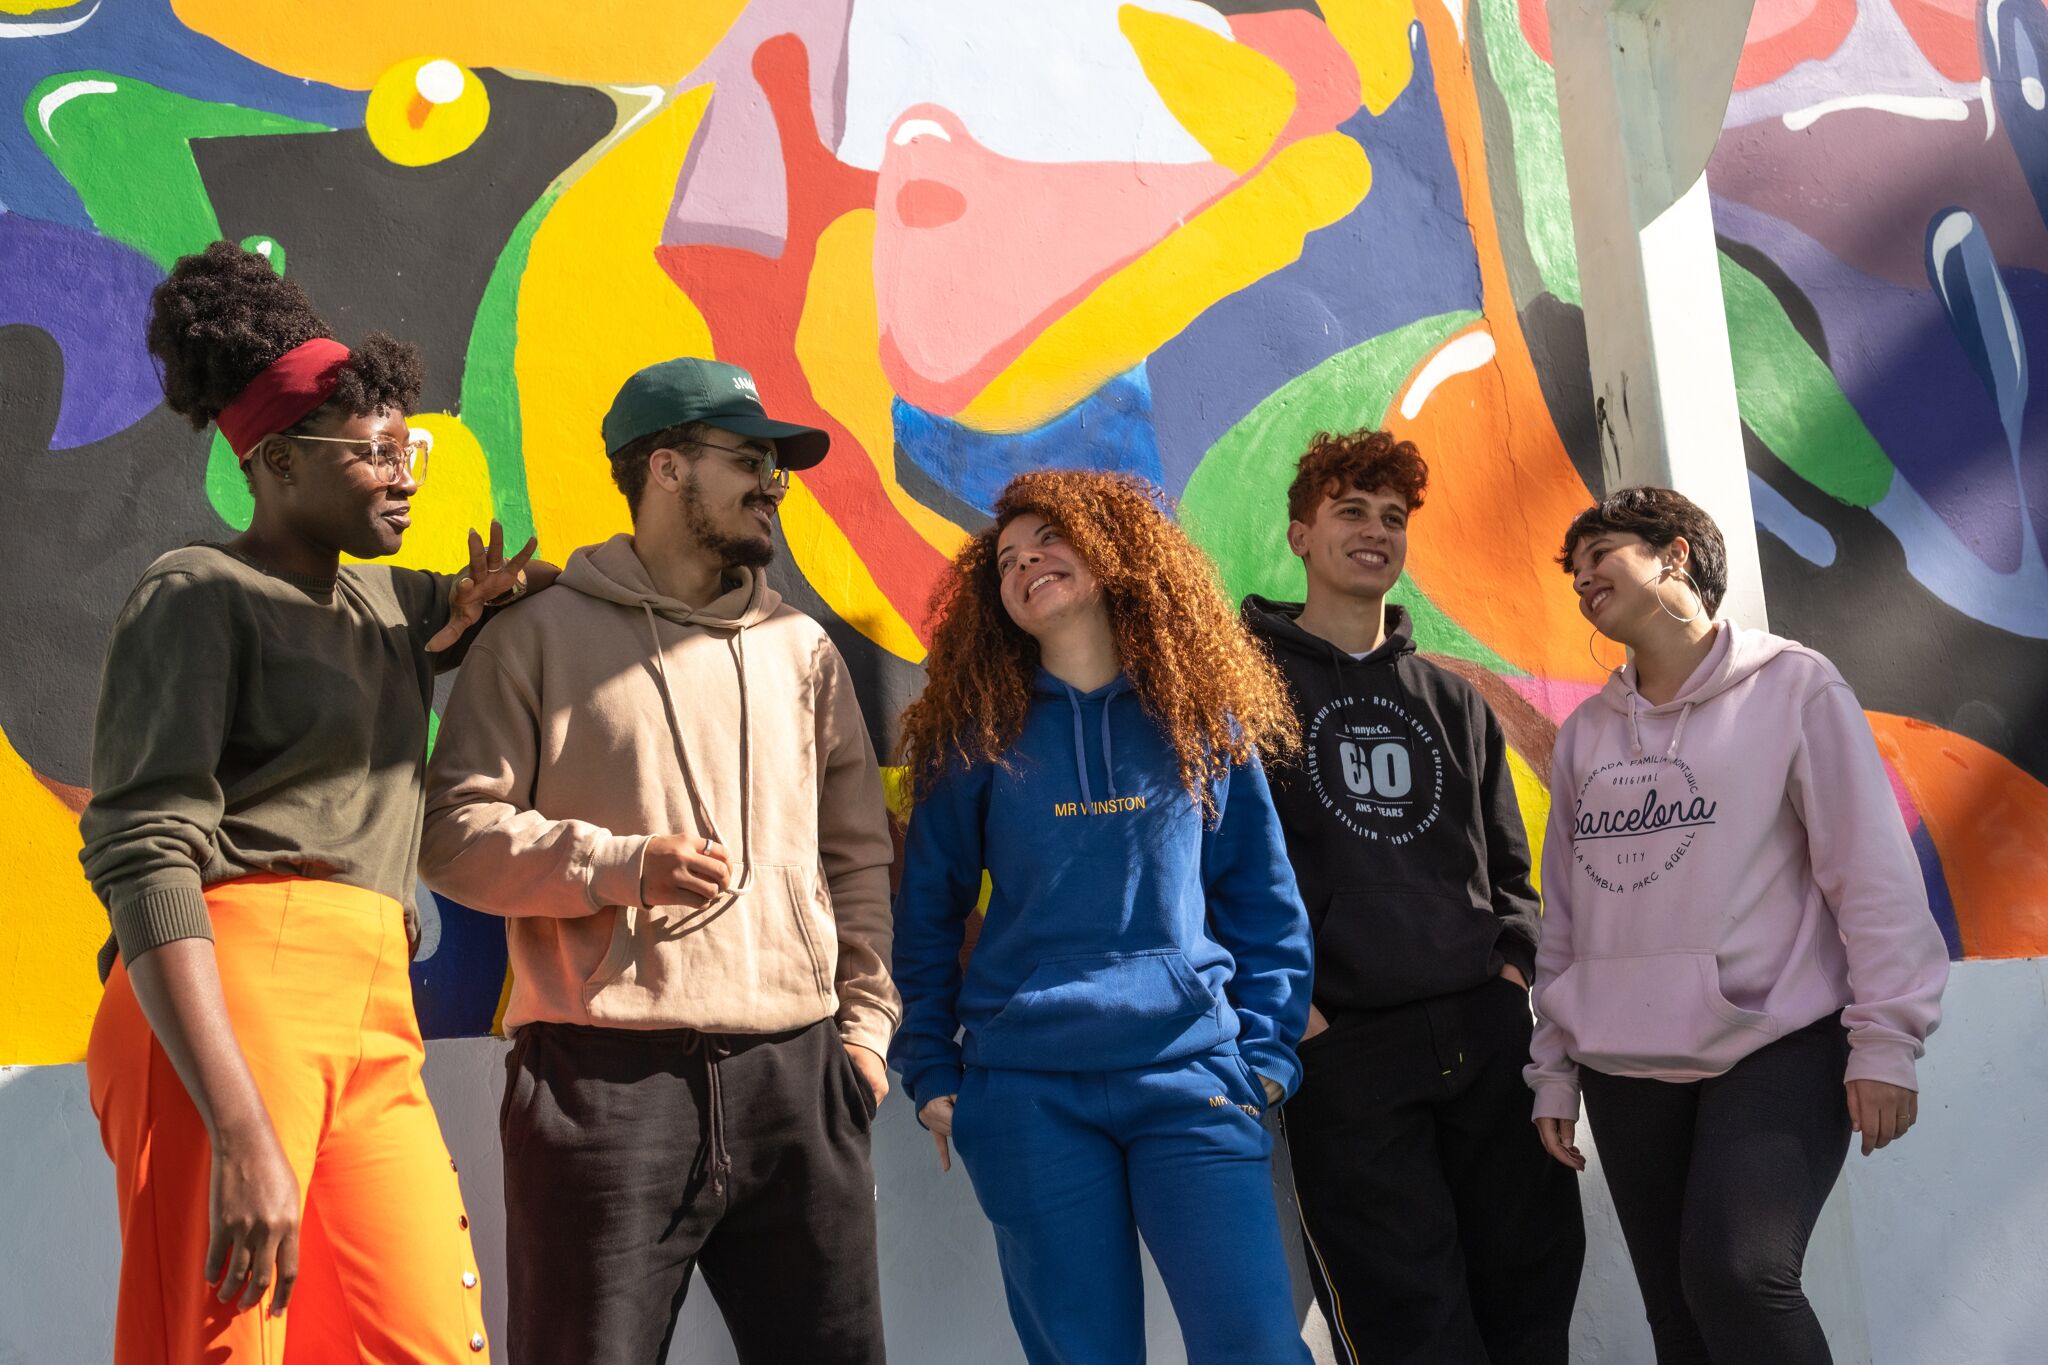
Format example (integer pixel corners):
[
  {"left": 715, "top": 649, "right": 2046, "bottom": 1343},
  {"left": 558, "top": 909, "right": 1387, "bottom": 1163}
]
[
  {"left": 611, "top": 83, "right": 668, "bottom": 142},
  {"left": 1927, "top": 208, "right": 1974, "bottom": 312},
  {"left": 1399, "top": 330, "right": 1496, "bottom": 419},
  {"left": 2026, "top": 76, "right": 2047, "bottom": 111},
  {"left": 254, "top": 240, "right": 275, "bottom": 259},
  {"left": 415, "top": 58, "right": 466, "bottom": 105},
  {"left": 1440, "top": 0, "right": 1466, "bottom": 44},
  {"left": 0, "top": 0, "right": 99, "bottom": 38},
  {"left": 35, "top": 77, "right": 117, "bottom": 140},
  {"left": 8, "top": 960, "right": 2044, "bottom": 1364},
  {"left": 1983, "top": 77, "right": 1999, "bottom": 139},
  {"left": 892, "top": 117, "right": 952, "bottom": 146},
  {"left": 1780, "top": 94, "right": 1972, "bottom": 133},
  {"left": 1989, "top": 0, "right": 2010, "bottom": 65},
  {"left": 837, "top": 0, "right": 1225, "bottom": 170}
]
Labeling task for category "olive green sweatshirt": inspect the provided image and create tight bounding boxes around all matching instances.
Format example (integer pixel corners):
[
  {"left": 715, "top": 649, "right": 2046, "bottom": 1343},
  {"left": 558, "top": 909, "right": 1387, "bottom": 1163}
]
[{"left": 78, "top": 545, "right": 461, "bottom": 976}]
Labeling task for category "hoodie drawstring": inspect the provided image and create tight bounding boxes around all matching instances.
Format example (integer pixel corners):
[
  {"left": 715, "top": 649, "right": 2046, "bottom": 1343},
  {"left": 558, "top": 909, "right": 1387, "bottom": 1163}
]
[
  {"left": 679, "top": 1031, "right": 731, "bottom": 1197},
  {"left": 641, "top": 603, "right": 755, "bottom": 915},
  {"left": 1624, "top": 690, "right": 1696, "bottom": 760},
  {"left": 1062, "top": 684, "right": 1121, "bottom": 807}
]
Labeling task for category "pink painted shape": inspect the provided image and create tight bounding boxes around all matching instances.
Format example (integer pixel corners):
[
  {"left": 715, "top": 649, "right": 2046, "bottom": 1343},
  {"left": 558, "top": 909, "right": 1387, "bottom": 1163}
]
[
  {"left": 1228, "top": 8, "right": 1364, "bottom": 142},
  {"left": 1505, "top": 675, "right": 1604, "bottom": 724},
  {"left": 1892, "top": 0, "right": 1982, "bottom": 83},
  {"left": 1883, "top": 755, "right": 1924, "bottom": 833},
  {"left": 873, "top": 102, "right": 1233, "bottom": 415},
  {"left": 1518, "top": 0, "right": 1858, "bottom": 89},
  {"left": 665, "top": 0, "right": 857, "bottom": 255}
]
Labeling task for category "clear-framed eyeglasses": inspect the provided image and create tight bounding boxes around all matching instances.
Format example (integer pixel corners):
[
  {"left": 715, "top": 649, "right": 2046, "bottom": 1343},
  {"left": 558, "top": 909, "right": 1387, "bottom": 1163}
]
[
  {"left": 690, "top": 436, "right": 790, "bottom": 493},
  {"left": 281, "top": 428, "right": 433, "bottom": 486}
]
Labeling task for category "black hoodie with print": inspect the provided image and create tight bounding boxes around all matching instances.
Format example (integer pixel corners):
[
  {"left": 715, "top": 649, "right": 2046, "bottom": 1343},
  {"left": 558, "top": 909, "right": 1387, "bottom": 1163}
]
[{"left": 1244, "top": 596, "right": 1539, "bottom": 1013}]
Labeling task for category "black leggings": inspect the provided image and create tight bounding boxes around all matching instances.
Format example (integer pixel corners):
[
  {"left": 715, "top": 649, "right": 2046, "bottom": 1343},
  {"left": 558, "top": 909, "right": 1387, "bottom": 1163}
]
[{"left": 1580, "top": 1013, "right": 1851, "bottom": 1365}]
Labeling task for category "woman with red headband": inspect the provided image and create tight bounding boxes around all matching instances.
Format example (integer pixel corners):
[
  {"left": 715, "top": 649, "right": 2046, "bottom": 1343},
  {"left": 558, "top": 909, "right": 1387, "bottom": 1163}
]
[{"left": 79, "top": 242, "right": 554, "bottom": 1363}]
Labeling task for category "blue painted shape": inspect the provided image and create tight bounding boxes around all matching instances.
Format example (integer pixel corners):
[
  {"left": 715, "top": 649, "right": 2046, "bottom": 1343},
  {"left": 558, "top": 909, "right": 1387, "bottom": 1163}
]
[
  {"left": 410, "top": 889, "right": 509, "bottom": 1040},
  {"left": 894, "top": 368, "right": 1162, "bottom": 516},
  {"left": 0, "top": 211, "right": 164, "bottom": 448},
  {"left": 1910, "top": 818, "right": 1965, "bottom": 961},
  {"left": 1749, "top": 470, "right": 1836, "bottom": 567},
  {"left": 1983, "top": 0, "right": 2048, "bottom": 239},
  {"left": 2, "top": 0, "right": 365, "bottom": 229},
  {"left": 1925, "top": 208, "right": 2029, "bottom": 460},
  {"left": 1148, "top": 21, "right": 1485, "bottom": 495}
]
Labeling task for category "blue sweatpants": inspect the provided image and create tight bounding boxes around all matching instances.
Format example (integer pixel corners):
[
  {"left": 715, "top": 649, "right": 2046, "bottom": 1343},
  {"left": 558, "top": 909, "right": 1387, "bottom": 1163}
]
[{"left": 950, "top": 1051, "right": 1312, "bottom": 1365}]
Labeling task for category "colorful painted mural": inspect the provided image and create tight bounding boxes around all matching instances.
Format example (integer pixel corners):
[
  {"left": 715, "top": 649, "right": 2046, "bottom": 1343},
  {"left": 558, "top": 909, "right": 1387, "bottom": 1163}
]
[{"left": 3, "top": 0, "right": 2042, "bottom": 1065}]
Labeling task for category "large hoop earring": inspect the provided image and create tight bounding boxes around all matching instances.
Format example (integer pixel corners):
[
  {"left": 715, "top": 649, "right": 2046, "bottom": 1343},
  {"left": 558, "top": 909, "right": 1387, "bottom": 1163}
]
[
  {"left": 1587, "top": 626, "right": 1626, "bottom": 675},
  {"left": 1655, "top": 566, "right": 1706, "bottom": 625}
]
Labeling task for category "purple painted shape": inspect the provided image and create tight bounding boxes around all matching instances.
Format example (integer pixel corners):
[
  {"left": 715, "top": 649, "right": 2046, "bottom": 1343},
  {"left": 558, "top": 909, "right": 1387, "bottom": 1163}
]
[
  {"left": 1147, "top": 22, "right": 1485, "bottom": 495},
  {"left": 664, "top": 0, "right": 857, "bottom": 255},
  {"left": 1712, "top": 196, "right": 2032, "bottom": 572},
  {"left": 1712, "top": 107, "right": 2048, "bottom": 289},
  {"left": 0, "top": 213, "right": 162, "bottom": 450},
  {"left": 1505, "top": 676, "right": 1601, "bottom": 725}
]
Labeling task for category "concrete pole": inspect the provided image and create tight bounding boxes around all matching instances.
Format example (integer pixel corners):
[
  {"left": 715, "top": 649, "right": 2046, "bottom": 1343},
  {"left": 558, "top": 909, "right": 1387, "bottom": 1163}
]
[{"left": 1547, "top": 0, "right": 1768, "bottom": 627}]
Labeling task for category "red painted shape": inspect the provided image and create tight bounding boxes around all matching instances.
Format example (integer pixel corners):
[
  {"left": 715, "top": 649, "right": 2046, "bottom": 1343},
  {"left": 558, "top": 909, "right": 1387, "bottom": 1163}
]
[
  {"left": 1227, "top": 8, "right": 1365, "bottom": 138},
  {"left": 1892, "top": 0, "right": 1982, "bottom": 83},
  {"left": 1734, "top": 0, "right": 1856, "bottom": 90},
  {"left": 656, "top": 32, "right": 945, "bottom": 643},
  {"left": 1519, "top": 0, "right": 1553, "bottom": 64},
  {"left": 895, "top": 178, "right": 966, "bottom": 229}
]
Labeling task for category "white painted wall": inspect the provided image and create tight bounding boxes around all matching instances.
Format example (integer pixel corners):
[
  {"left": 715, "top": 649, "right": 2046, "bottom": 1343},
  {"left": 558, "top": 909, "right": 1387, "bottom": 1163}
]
[{"left": 4, "top": 958, "right": 2043, "bottom": 1364}]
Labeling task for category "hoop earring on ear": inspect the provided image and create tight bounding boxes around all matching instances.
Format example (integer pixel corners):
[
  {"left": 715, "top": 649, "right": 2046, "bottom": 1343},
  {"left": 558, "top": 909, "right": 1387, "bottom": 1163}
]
[
  {"left": 1587, "top": 626, "right": 1627, "bottom": 675},
  {"left": 1654, "top": 565, "right": 1706, "bottom": 625}
]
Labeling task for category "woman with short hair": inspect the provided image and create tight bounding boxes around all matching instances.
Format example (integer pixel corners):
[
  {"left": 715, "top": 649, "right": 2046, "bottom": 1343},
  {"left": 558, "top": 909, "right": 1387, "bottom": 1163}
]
[{"left": 1528, "top": 485, "right": 1949, "bottom": 1365}]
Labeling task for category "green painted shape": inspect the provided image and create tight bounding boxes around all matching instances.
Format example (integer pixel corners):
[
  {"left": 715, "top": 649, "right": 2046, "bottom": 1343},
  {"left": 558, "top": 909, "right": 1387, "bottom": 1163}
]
[
  {"left": 239, "top": 235, "right": 286, "bottom": 276},
  {"left": 456, "top": 188, "right": 560, "bottom": 546},
  {"left": 26, "top": 71, "right": 328, "bottom": 269},
  {"left": 1474, "top": 0, "right": 1580, "bottom": 307},
  {"left": 1181, "top": 309, "right": 1521, "bottom": 674},
  {"left": 204, "top": 430, "right": 254, "bottom": 531},
  {"left": 1720, "top": 253, "right": 1894, "bottom": 507}
]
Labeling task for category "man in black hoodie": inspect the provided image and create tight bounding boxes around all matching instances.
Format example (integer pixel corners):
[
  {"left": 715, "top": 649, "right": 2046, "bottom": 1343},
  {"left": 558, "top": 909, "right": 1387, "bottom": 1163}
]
[{"left": 1246, "top": 430, "right": 1583, "bottom": 1364}]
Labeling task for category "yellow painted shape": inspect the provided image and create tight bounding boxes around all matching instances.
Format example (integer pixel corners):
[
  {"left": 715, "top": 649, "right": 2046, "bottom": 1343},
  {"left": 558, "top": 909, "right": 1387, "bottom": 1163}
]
[
  {"left": 517, "top": 87, "right": 715, "bottom": 559},
  {"left": 1119, "top": 5, "right": 1297, "bottom": 174},
  {"left": 958, "top": 131, "right": 1371, "bottom": 434},
  {"left": 0, "top": 730, "right": 107, "bottom": 1064},
  {"left": 1322, "top": 0, "right": 1419, "bottom": 115},
  {"left": 881, "top": 768, "right": 989, "bottom": 914},
  {"left": 777, "top": 478, "right": 930, "bottom": 665},
  {"left": 1, "top": 0, "right": 77, "bottom": 13},
  {"left": 365, "top": 58, "right": 490, "bottom": 167},
  {"left": 168, "top": 0, "right": 748, "bottom": 89},
  {"left": 1505, "top": 743, "right": 1549, "bottom": 896},
  {"left": 797, "top": 210, "right": 970, "bottom": 566},
  {"left": 343, "top": 413, "right": 494, "bottom": 571}
]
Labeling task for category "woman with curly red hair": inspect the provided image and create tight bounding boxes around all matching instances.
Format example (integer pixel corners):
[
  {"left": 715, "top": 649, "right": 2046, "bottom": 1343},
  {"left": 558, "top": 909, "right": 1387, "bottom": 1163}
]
[{"left": 889, "top": 471, "right": 1314, "bottom": 1364}]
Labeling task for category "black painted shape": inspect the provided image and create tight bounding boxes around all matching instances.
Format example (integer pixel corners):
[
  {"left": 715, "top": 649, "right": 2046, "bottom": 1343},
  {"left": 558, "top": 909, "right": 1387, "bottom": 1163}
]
[
  {"left": 763, "top": 523, "right": 927, "bottom": 762},
  {"left": 893, "top": 440, "right": 994, "bottom": 538},
  {"left": 1520, "top": 293, "right": 1602, "bottom": 496},
  {"left": 1719, "top": 235, "right": 1830, "bottom": 368},
  {"left": 193, "top": 71, "right": 615, "bottom": 415},
  {"left": 0, "top": 389, "right": 224, "bottom": 785},
  {"left": 1744, "top": 425, "right": 2048, "bottom": 785}
]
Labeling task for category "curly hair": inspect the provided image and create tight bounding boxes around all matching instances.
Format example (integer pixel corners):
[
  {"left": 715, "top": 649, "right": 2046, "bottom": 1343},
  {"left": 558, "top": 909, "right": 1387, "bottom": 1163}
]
[
  {"left": 1557, "top": 485, "right": 1729, "bottom": 617},
  {"left": 898, "top": 470, "right": 1300, "bottom": 817},
  {"left": 146, "top": 241, "right": 423, "bottom": 432},
  {"left": 1286, "top": 428, "right": 1429, "bottom": 524},
  {"left": 608, "top": 421, "right": 706, "bottom": 522}
]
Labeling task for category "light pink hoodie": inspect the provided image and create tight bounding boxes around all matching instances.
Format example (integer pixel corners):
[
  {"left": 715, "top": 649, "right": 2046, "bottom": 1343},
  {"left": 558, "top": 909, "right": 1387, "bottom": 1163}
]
[{"left": 1526, "top": 623, "right": 1948, "bottom": 1122}]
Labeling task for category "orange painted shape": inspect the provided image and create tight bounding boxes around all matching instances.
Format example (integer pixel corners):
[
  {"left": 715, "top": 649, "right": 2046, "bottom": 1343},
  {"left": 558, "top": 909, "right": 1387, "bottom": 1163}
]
[
  {"left": 1870, "top": 714, "right": 2048, "bottom": 960},
  {"left": 1405, "top": 4, "right": 1601, "bottom": 684}
]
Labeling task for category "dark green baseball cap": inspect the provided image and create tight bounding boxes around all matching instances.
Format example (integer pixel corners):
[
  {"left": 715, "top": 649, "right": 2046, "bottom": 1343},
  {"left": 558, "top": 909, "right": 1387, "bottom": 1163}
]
[{"left": 601, "top": 357, "right": 831, "bottom": 469}]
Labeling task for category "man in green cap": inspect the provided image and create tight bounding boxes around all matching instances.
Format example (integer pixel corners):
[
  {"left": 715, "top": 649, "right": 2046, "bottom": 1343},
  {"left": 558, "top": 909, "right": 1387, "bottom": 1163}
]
[{"left": 420, "top": 358, "right": 897, "bottom": 1363}]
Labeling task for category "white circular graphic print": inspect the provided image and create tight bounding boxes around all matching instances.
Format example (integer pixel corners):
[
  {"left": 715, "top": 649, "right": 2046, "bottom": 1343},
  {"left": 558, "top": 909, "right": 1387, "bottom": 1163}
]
[{"left": 1304, "top": 693, "right": 1445, "bottom": 844}]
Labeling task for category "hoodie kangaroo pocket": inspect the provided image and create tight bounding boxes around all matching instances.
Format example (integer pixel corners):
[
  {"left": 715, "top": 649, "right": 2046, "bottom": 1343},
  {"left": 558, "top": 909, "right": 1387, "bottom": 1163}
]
[
  {"left": 971, "top": 949, "right": 1227, "bottom": 1072},
  {"left": 1539, "top": 951, "right": 1779, "bottom": 1078},
  {"left": 1316, "top": 891, "right": 1503, "bottom": 1008}
]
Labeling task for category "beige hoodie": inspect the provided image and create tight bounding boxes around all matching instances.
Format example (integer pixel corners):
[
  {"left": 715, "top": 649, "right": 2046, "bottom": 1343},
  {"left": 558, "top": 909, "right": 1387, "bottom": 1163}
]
[{"left": 419, "top": 534, "right": 899, "bottom": 1054}]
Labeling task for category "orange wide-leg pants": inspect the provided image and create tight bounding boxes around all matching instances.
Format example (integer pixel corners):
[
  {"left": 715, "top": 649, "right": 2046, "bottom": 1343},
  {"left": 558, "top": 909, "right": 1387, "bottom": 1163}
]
[{"left": 87, "top": 876, "right": 490, "bottom": 1364}]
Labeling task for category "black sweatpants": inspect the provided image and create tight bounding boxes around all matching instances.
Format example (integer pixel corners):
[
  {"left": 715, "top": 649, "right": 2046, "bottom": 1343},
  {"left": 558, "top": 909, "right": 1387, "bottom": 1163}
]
[
  {"left": 1282, "top": 975, "right": 1584, "bottom": 1365},
  {"left": 500, "top": 1017, "right": 885, "bottom": 1365},
  {"left": 1580, "top": 1011, "right": 1853, "bottom": 1365}
]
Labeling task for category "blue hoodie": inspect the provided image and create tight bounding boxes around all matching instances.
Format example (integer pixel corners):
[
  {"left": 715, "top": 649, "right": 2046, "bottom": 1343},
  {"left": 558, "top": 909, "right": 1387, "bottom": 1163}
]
[{"left": 890, "top": 670, "right": 1313, "bottom": 1111}]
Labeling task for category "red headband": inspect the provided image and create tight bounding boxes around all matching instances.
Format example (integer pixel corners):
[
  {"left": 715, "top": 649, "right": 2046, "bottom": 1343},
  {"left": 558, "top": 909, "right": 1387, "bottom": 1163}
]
[{"left": 217, "top": 337, "right": 351, "bottom": 459}]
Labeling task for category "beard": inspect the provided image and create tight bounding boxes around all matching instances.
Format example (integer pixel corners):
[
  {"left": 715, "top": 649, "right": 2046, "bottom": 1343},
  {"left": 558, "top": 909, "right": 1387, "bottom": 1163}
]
[{"left": 681, "top": 468, "right": 777, "bottom": 569}]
